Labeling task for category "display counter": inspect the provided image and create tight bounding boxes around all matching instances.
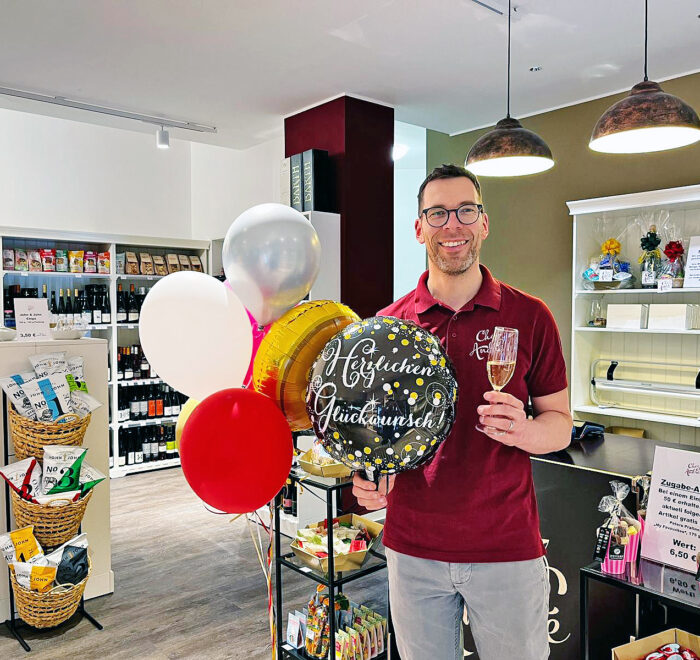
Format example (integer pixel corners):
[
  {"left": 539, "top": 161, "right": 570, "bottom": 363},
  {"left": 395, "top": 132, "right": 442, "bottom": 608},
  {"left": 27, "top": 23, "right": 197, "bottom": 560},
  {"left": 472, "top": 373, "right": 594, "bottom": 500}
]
[{"left": 486, "top": 433, "right": 699, "bottom": 660}]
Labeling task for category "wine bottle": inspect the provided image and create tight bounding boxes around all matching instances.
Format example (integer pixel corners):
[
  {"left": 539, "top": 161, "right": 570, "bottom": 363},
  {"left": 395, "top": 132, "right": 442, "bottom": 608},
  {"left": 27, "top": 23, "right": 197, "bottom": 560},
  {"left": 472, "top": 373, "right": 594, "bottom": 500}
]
[
  {"left": 65, "top": 288, "right": 73, "bottom": 320},
  {"left": 92, "top": 289, "right": 102, "bottom": 324},
  {"left": 124, "top": 348, "right": 134, "bottom": 380},
  {"left": 172, "top": 427, "right": 179, "bottom": 459},
  {"left": 134, "top": 429, "right": 143, "bottom": 464},
  {"left": 283, "top": 479, "right": 293, "bottom": 514},
  {"left": 149, "top": 429, "right": 159, "bottom": 462},
  {"left": 142, "top": 429, "right": 150, "bottom": 463},
  {"left": 171, "top": 389, "right": 182, "bottom": 416},
  {"left": 129, "top": 386, "right": 139, "bottom": 420},
  {"left": 128, "top": 284, "right": 139, "bottom": 323},
  {"left": 41, "top": 284, "right": 47, "bottom": 299},
  {"left": 117, "top": 435, "right": 127, "bottom": 467},
  {"left": 126, "top": 429, "right": 135, "bottom": 465},
  {"left": 117, "top": 349, "right": 124, "bottom": 381},
  {"left": 49, "top": 290, "right": 58, "bottom": 328},
  {"left": 73, "top": 288, "right": 82, "bottom": 324},
  {"left": 158, "top": 427, "right": 167, "bottom": 460},
  {"left": 139, "top": 385, "right": 148, "bottom": 420},
  {"left": 117, "top": 283, "right": 127, "bottom": 323},
  {"left": 164, "top": 386, "right": 173, "bottom": 417},
  {"left": 140, "top": 350, "right": 149, "bottom": 380},
  {"left": 166, "top": 427, "right": 177, "bottom": 460},
  {"left": 148, "top": 385, "right": 156, "bottom": 419},
  {"left": 57, "top": 288, "right": 66, "bottom": 324},
  {"left": 102, "top": 290, "right": 111, "bottom": 324},
  {"left": 81, "top": 289, "right": 92, "bottom": 325},
  {"left": 155, "top": 386, "right": 164, "bottom": 418}
]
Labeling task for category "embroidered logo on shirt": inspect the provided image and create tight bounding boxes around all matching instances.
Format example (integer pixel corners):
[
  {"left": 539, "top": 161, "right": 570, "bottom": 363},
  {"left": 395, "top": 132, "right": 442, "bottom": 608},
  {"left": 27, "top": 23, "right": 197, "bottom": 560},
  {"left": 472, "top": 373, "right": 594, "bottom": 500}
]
[{"left": 469, "top": 328, "right": 493, "bottom": 360}]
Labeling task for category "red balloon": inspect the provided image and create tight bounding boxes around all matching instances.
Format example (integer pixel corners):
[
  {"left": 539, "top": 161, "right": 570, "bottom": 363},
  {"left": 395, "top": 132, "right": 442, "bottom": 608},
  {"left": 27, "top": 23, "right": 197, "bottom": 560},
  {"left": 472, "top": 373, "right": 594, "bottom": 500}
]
[{"left": 179, "top": 388, "right": 293, "bottom": 513}]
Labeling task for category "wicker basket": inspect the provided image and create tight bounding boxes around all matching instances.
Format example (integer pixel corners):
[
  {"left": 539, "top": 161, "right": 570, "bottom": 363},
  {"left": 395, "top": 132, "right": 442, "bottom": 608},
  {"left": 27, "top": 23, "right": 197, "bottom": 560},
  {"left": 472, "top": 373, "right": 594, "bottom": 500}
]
[
  {"left": 10, "top": 559, "right": 91, "bottom": 629},
  {"left": 10, "top": 490, "right": 93, "bottom": 551},
  {"left": 9, "top": 406, "right": 91, "bottom": 461}
]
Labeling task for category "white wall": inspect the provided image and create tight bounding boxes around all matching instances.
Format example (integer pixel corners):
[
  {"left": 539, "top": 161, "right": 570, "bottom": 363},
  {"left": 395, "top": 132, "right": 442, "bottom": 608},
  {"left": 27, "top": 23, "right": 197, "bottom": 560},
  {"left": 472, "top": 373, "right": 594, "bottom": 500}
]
[
  {"left": 394, "top": 121, "right": 427, "bottom": 299},
  {"left": 190, "top": 137, "right": 284, "bottom": 241},
  {"left": 0, "top": 107, "right": 192, "bottom": 239}
]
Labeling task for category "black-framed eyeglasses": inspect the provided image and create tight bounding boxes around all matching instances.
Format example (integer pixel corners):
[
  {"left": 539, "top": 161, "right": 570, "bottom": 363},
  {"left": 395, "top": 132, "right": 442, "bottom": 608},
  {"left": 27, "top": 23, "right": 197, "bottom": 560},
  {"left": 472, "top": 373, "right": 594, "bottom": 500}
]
[{"left": 420, "top": 204, "right": 483, "bottom": 227}]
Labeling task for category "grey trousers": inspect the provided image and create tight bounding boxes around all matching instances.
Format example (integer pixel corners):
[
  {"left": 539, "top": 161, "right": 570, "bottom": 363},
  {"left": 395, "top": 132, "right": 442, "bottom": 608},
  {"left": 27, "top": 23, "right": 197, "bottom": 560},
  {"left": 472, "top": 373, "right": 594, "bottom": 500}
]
[{"left": 386, "top": 547, "right": 550, "bottom": 660}]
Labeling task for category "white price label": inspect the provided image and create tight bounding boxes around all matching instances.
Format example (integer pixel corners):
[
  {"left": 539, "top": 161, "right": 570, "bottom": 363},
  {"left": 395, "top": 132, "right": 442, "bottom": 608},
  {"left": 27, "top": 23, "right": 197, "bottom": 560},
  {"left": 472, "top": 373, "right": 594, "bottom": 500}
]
[
  {"left": 657, "top": 278, "right": 673, "bottom": 292},
  {"left": 598, "top": 270, "right": 613, "bottom": 282},
  {"left": 20, "top": 271, "right": 28, "bottom": 277},
  {"left": 76, "top": 273, "right": 82, "bottom": 278},
  {"left": 300, "top": 566, "right": 311, "bottom": 573},
  {"left": 642, "top": 270, "right": 656, "bottom": 286}
]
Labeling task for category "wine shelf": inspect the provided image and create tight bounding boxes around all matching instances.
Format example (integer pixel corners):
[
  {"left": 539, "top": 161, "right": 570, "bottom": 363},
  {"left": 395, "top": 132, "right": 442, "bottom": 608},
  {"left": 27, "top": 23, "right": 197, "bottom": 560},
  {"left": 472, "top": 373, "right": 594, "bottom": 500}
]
[
  {"left": 116, "top": 274, "right": 165, "bottom": 281},
  {"left": 2, "top": 270, "right": 111, "bottom": 279},
  {"left": 118, "top": 378, "right": 164, "bottom": 387},
  {"left": 575, "top": 327, "right": 700, "bottom": 335},
  {"left": 117, "top": 323, "right": 140, "bottom": 330}
]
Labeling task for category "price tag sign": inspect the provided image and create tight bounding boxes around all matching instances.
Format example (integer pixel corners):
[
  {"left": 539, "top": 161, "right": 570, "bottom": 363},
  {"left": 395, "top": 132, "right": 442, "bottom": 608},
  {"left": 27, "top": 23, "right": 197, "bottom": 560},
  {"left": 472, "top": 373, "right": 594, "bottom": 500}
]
[
  {"left": 685, "top": 236, "right": 700, "bottom": 288},
  {"left": 13, "top": 298, "right": 52, "bottom": 341},
  {"left": 657, "top": 278, "right": 673, "bottom": 293},
  {"left": 641, "top": 446, "right": 700, "bottom": 573},
  {"left": 598, "top": 270, "right": 613, "bottom": 282}
]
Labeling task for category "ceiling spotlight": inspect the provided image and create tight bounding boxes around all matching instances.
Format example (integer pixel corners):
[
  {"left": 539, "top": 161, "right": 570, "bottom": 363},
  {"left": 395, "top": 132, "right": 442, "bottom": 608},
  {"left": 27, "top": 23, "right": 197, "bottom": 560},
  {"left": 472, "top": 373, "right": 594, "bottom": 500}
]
[
  {"left": 589, "top": 0, "right": 700, "bottom": 154},
  {"left": 156, "top": 126, "right": 170, "bottom": 149}
]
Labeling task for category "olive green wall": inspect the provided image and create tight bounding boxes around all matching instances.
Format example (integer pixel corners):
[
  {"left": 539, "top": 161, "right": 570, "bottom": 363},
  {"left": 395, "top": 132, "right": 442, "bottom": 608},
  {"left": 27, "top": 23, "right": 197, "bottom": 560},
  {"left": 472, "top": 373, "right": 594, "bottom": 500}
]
[{"left": 427, "top": 70, "right": 700, "bottom": 374}]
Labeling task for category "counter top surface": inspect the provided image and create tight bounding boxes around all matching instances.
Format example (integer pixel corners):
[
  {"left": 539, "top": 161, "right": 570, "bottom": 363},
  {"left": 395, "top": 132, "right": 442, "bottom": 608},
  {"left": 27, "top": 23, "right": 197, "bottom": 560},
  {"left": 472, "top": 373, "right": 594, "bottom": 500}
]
[{"left": 532, "top": 433, "right": 700, "bottom": 478}]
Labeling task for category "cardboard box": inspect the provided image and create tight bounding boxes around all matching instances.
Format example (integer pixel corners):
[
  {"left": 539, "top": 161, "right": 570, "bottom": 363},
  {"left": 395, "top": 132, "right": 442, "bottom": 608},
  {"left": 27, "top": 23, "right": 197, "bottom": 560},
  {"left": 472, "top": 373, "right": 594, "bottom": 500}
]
[
  {"left": 606, "top": 303, "right": 648, "bottom": 329},
  {"left": 298, "top": 447, "right": 352, "bottom": 478},
  {"left": 612, "top": 628, "right": 700, "bottom": 659},
  {"left": 647, "top": 304, "right": 692, "bottom": 330},
  {"left": 291, "top": 514, "right": 383, "bottom": 573}
]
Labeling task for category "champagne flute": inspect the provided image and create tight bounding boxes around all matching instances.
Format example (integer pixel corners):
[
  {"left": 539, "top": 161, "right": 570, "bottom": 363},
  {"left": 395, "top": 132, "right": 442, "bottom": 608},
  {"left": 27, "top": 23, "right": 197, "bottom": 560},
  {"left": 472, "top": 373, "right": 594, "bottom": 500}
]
[{"left": 476, "top": 326, "right": 518, "bottom": 434}]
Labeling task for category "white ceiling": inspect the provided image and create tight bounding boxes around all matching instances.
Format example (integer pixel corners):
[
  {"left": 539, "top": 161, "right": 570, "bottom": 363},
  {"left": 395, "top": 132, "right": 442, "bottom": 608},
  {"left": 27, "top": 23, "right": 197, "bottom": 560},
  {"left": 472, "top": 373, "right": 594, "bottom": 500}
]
[{"left": 1, "top": 0, "right": 699, "bottom": 149}]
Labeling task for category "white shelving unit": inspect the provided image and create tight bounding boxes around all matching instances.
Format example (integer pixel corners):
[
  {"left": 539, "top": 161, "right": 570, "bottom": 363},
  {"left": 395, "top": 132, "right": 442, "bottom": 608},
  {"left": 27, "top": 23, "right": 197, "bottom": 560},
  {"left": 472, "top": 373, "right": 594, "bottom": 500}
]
[
  {"left": 568, "top": 184, "right": 700, "bottom": 445},
  {"left": 0, "top": 226, "right": 210, "bottom": 478}
]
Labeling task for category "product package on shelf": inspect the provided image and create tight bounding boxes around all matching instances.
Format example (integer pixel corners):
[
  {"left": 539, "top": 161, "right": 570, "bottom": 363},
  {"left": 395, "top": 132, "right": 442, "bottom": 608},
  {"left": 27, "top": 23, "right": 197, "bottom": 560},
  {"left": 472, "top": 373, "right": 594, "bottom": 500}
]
[
  {"left": 290, "top": 585, "right": 387, "bottom": 660},
  {"left": 595, "top": 481, "right": 641, "bottom": 574},
  {"left": 139, "top": 253, "right": 154, "bottom": 275}
]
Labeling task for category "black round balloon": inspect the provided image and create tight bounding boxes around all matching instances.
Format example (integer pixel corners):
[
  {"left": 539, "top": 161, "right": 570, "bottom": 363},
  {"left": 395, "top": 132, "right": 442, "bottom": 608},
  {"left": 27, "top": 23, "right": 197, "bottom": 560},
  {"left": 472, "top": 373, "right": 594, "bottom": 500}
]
[{"left": 306, "top": 316, "right": 458, "bottom": 477}]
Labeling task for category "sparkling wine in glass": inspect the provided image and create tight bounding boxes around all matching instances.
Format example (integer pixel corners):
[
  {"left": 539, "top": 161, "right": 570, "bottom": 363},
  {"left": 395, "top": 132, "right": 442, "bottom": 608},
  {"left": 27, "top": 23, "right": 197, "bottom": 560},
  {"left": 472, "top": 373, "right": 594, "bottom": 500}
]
[{"left": 476, "top": 326, "right": 518, "bottom": 434}]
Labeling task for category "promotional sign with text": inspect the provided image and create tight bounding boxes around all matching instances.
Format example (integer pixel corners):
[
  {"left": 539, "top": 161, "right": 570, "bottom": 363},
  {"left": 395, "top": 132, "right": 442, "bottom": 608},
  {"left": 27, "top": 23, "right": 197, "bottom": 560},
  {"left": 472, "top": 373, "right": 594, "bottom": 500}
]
[{"left": 642, "top": 446, "right": 700, "bottom": 574}]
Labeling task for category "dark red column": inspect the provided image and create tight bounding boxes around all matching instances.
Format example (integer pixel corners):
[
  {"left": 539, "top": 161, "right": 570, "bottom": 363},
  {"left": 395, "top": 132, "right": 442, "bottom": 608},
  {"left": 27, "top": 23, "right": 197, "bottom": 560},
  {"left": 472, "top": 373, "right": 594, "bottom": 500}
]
[{"left": 285, "top": 96, "right": 394, "bottom": 318}]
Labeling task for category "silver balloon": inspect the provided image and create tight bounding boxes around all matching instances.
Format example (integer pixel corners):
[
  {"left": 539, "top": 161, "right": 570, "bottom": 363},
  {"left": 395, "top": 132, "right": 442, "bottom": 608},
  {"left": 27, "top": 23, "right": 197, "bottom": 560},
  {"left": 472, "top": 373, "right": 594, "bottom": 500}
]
[{"left": 222, "top": 203, "right": 322, "bottom": 326}]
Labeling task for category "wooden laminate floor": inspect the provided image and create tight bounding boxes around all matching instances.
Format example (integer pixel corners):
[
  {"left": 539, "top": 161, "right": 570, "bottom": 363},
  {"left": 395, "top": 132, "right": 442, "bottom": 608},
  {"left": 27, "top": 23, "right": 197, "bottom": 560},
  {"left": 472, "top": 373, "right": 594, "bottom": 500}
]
[{"left": 0, "top": 469, "right": 387, "bottom": 659}]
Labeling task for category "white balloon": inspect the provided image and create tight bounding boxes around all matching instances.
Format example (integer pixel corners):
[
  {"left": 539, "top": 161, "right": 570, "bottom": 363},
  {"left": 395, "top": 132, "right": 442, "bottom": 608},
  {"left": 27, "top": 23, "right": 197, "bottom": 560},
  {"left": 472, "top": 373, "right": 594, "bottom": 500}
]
[
  {"left": 222, "top": 203, "right": 321, "bottom": 326},
  {"left": 140, "top": 272, "right": 252, "bottom": 401}
]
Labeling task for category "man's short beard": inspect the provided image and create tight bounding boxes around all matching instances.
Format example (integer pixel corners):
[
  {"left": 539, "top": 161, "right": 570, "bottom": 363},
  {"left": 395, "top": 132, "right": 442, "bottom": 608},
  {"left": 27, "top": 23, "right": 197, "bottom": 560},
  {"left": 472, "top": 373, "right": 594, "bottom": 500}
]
[{"left": 427, "top": 238, "right": 480, "bottom": 276}]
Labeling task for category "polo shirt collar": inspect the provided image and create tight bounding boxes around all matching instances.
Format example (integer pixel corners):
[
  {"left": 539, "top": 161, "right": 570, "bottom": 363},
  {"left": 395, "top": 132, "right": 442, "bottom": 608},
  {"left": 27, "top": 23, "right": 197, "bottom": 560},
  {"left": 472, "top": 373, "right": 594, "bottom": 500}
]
[{"left": 414, "top": 265, "right": 502, "bottom": 314}]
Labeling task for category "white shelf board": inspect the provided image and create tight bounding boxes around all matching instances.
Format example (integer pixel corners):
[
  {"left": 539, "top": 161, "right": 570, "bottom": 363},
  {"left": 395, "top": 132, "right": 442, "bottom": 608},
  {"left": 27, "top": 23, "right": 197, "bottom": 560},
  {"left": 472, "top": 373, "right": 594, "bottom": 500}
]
[
  {"left": 112, "top": 416, "right": 179, "bottom": 429},
  {"left": 118, "top": 378, "right": 163, "bottom": 387},
  {"left": 2, "top": 270, "right": 111, "bottom": 279},
  {"left": 116, "top": 274, "right": 165, "bottom": 281},
  {"left": 117, "top": 323, "right": 140, "bottom": 330},
  {"left": 574, "top": 404, "right": 700, "bottom": 428},
  {"left": 567, "top": 184, "right": 700, "bottom": 216},
  {"left": 575, "top": 327, "right": 700, "bottom": 335},
  {"left": 85, "top": 324, "right": 112, "bottom": 331},
  {"left": 110, "top": 457, "right": 181, "bottom": 478},
  {"left": 575, "top": 288, "right": 700, "bottom": 295}
]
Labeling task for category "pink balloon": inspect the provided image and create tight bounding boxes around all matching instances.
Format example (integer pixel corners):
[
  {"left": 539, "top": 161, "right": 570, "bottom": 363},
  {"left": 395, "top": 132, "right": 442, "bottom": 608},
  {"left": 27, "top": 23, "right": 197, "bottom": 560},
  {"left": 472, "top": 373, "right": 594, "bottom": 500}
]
[
  {"left": 244, "top": 308, "right": 269, "bottom": 387},
  {"left": 225, "top": 280, "right": 268, "bottom": 387}
]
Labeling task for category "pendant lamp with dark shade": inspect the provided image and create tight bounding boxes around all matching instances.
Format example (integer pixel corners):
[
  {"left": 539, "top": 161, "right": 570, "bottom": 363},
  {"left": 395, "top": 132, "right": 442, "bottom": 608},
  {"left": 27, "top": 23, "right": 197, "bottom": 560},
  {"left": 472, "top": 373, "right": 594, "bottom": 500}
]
[
  {"left": 589, "top": 0, "right": 700, "bottom": 154},
  {"left": 465, "top": 0, "right": 554, "bottom": 177}
]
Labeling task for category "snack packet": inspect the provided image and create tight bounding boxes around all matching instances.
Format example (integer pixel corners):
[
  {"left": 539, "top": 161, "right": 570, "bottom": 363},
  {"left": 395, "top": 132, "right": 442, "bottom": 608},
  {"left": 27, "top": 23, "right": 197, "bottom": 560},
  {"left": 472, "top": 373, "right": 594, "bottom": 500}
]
[
  {"left": 125, "top": 252, "right": 139, "bottom": 275},
  {"left": 22, "top": 374, "right": 74, "bottom": 421},
  {"left": 167, "top": 254, "right": 180, "bottom": 273},
  {"left": 353, "top": 623, "right": 371, "bottom": 660},
  {"left": 44, "top": 533, "right": 88, "bottom": 566},
  {"left": 190, "top": 255, "right": 203, "bottom": 272},
  {"left": 0, "top": 373, "right": 38, "bottom": 420},
  {"left": 55, "top": 545, "right": 89, "bottom": 585},
  {"left": 335, "top": 629, "right": 350, "bottom": 660},
  {"left": 0, "top": 457, "right": 42, "bottom": 501},
  {"left": 0, "top": 526, "right": 43, "bottom": 563},
  {"left": 70, "top": 390, "right": 102, "bottom": 418},
  {"left": 65, "top": 373, "right": 88, "bottom": 393},
  {"left": 3, "top": 248, "right": 14, "bottom": 270},
  {"left": 15, "top": 249, "right": 28, "bottom": 271},
  {"left": 79, "top": 462, "right": 106, "bottom": 496},
  {"left": 40, "top": 248, "right": 56, "bottom": 272},
  {"left": 67, "top": 355, "right": 84, "bottom": 379},
  {"left": 43, "top": 446, "right": 87, "bottom": 494},
  {"left": 178, "top": 255, "right": 192, "bottom": 270},
  {"left": 68, "top": 250, "right": 84, "bottom": 273},
  {"left": 55, "top": 249, "right": 68, "bottom": 272},
  {"left": 84, "top": 251, "right": 97, "bottom": 273},
  {"left": 346, "top": 627, "right": 362, "bottom": 660},
  {"left": 139, "top": 253, "right": 154, "bottom": 275},
  {"left": 12, "top": 562, "right": 57, "bottom": 592},
  {"left": 28, "top": 250, "right": 42, "bottom": 272},
  {"left": 29, "top": 352, "right": 68, "bottom": 378},
  {"left": 97, "top": 251, "right": 110, "bottom": 274},
  {"left": 153, "top": 255, "right": 167, "bottom": 276}
]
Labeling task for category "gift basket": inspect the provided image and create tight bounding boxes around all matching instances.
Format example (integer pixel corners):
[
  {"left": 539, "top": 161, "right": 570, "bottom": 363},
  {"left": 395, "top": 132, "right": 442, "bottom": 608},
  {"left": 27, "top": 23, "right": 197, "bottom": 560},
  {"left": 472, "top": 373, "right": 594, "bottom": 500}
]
[
  {"left": 1, "top": 528, "right": 91, "bottom": 628},
  {"left": 298, "top": 442, "right": 352, "bottom": 478},
  {"left": 581, "top": 236, "right": 635, "bottom": 290},
  {"left": 0, "top": 352, "right": 102, "bottom": 460},
  {"left": 1, "top": 449, "right": 106, "bottom": 550},
  {"left": 291, "top": 514, "right": 383, "bottom": 573}
]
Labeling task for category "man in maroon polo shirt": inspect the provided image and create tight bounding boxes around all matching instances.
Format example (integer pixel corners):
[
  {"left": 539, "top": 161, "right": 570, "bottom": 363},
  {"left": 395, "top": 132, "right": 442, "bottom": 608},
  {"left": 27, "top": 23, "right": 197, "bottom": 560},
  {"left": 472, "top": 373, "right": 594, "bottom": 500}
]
[{"left": 353, "top": 164, "right": 572, "bottom": 660}]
